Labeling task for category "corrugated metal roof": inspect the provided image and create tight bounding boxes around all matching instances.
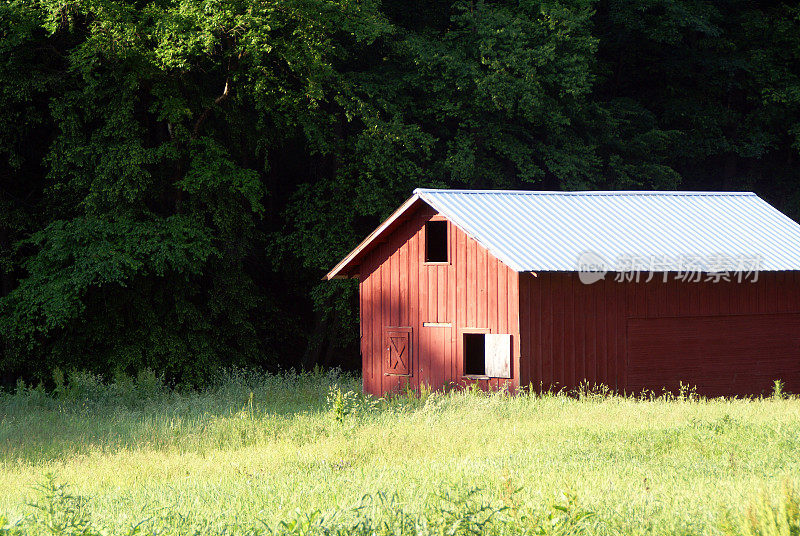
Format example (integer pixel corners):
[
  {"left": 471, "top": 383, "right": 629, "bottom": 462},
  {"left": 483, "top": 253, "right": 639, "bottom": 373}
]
[{"left": 415, "top": 189, "right": 800, "bottom": 272}]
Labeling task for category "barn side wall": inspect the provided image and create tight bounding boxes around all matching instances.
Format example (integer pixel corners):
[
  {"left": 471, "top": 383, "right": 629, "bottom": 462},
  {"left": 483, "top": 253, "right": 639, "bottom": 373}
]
[
  {"left": 358, "top": 206, "right": 520, "bottom": 396},
  {"left": 518, "top": 271, "right": 800, "bottom": 396}
]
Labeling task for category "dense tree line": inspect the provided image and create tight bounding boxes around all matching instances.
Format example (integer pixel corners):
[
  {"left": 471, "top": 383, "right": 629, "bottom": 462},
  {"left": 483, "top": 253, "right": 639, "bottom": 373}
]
[{"left": 1, "top": 0, "right": 798, "bottom": 385}]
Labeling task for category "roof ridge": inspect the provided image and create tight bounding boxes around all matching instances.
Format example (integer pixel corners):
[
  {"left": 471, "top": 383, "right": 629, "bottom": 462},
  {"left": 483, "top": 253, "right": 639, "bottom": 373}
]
[{"left": 414, "top": 188, "right": 756, "bottom": 196}]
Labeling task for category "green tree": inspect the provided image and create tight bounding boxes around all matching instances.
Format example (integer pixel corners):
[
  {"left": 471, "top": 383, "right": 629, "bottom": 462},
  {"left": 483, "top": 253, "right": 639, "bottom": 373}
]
[
  {"left": 593, "top": 0, "right": 800, "bottom": 211},
  {"left": 0, "top": 0, "right": 392, "bottom": 383}
]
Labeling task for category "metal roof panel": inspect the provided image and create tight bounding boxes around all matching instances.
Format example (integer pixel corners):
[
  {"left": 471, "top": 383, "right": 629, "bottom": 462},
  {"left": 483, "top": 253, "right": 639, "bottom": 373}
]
[{"left": 414, "top": 189, "right": 800, "bottom": 272}]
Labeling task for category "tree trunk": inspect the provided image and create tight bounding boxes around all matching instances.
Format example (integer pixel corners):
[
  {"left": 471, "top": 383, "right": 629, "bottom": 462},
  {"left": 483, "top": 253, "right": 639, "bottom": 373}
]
[{"left": 301, "top": 311, "right": 329, "bottom": 370}]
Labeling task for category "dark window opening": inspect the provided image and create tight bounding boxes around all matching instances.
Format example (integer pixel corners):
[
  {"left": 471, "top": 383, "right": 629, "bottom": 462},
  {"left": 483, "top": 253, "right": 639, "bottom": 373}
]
[
  {"left": 464, "top": 333, "right": 486, "bottom": 375},
  {"left": 425, "top": 221, "right": 448, "bottom": 262}
]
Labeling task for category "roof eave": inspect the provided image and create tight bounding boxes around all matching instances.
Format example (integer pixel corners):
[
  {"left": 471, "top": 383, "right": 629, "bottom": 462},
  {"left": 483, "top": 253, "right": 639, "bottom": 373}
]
[{"left": 323, "top": 194, "right": 422, "bottom": 280}]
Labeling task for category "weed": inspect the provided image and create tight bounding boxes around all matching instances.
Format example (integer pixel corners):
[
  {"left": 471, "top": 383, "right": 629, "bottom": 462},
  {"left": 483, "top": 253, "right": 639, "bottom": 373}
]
[
  {"left": 0, "top": 516, "right": 23, "bottom": 536},
  {"left": 724, "top": 482, "right": 800, "bottom": 536},
  {"left": 326, "top": 385, "right": 378, "bottom": 423},
  {"left": 27, "top": 475, "right": 100, "bottom": 536},
  {"left": 773, "top": 380, "right": 786, "bottom": 401}
]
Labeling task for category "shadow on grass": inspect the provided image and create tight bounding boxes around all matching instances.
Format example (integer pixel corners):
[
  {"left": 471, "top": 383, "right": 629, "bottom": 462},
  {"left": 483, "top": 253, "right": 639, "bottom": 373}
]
[{"left": 0, "top": 368, "right": 359, "bottom": 463}]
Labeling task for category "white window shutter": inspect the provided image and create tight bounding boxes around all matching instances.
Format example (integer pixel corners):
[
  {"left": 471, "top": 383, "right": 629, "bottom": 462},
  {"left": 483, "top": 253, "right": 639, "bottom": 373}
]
[{"left": 484, "top": 334, "right": 511, "bottom": 378}]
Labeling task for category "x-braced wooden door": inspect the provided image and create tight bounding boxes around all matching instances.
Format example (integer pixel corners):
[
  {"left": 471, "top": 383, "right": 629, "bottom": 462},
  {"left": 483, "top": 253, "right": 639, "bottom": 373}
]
[{"left": 384, "top": 327, "right": 412, "bottom": 377}]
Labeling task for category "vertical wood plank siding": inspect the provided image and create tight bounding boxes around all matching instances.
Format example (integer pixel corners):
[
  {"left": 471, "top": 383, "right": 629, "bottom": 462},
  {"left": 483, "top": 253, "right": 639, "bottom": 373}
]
[
  {"left": 518, "top": 272, "right": 800, "bottom": 396},
  {"left": 358, "top": 206, "right": 519, "bottom": 396}
]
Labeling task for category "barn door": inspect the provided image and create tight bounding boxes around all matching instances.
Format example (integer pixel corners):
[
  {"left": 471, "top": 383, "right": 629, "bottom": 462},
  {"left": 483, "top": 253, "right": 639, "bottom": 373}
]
[{"left": 384, "top": 327, "right": 412, "bottom": 376}]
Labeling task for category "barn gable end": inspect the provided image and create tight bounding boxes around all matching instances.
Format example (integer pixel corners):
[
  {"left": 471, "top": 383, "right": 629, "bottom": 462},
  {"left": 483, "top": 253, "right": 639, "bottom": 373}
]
[{"left": 356, "top": 203, "right": 520, "bottom": 395}]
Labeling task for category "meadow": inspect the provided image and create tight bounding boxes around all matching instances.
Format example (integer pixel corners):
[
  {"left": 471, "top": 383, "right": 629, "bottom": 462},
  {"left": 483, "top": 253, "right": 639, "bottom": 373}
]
[{"left": 1, "top": 369, "right": 799, "bottom": 536}]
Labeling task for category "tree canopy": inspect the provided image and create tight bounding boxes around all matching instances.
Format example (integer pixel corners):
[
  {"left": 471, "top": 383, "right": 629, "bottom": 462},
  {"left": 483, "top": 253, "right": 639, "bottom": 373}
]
[{"left": 1, "top": 0, "right": 799, "bottom": 384}]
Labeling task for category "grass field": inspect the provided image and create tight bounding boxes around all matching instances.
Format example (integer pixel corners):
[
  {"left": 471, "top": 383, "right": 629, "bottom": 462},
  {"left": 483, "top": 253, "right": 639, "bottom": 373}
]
[{"left": 1, "top": 369, "right": 799, "bottom": 535}]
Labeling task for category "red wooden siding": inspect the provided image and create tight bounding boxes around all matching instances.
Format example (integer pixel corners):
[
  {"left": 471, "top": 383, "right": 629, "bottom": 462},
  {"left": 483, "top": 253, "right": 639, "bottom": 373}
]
[
  {"left": 627, "top": 313, "right": 800, "bottom": 396},
  {"left": 518, "top": 272, "right": 800, "bottom": 396},
  {"left": 358, "top": 206, "right": 520, "bottom": 396}
]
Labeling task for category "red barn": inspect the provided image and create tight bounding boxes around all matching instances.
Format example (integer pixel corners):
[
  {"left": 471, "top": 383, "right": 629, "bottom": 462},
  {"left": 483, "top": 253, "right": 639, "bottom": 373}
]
[{"left": 325, "top": 189, "right": 800, "bottom": 397}]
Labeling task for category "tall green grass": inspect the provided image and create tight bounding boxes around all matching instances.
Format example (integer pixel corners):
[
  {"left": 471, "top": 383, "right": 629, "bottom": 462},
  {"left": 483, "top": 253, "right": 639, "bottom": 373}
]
[{"left": 1, "top": 369, "right": 799, "bottom": 535}]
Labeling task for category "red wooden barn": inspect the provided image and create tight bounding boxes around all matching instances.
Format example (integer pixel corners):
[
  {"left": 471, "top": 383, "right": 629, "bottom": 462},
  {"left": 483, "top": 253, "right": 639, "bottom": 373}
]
[{"left": 325, "top": 189, "right": 800, "bottom": 397}]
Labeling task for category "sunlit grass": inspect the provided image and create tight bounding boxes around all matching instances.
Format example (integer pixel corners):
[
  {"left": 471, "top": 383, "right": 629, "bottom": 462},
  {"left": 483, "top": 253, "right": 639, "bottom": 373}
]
[{"left": 1, "top": 369, "right": 799, "bottom": 535}]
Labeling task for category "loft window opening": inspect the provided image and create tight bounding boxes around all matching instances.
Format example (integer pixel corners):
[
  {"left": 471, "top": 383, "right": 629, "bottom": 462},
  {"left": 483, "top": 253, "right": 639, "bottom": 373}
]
[
  {"left": 464, "top": 333, "right": 486, "bottom": 376},
  {"left": 425, "top": 220, "right": 448, "bottom": 262}
]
